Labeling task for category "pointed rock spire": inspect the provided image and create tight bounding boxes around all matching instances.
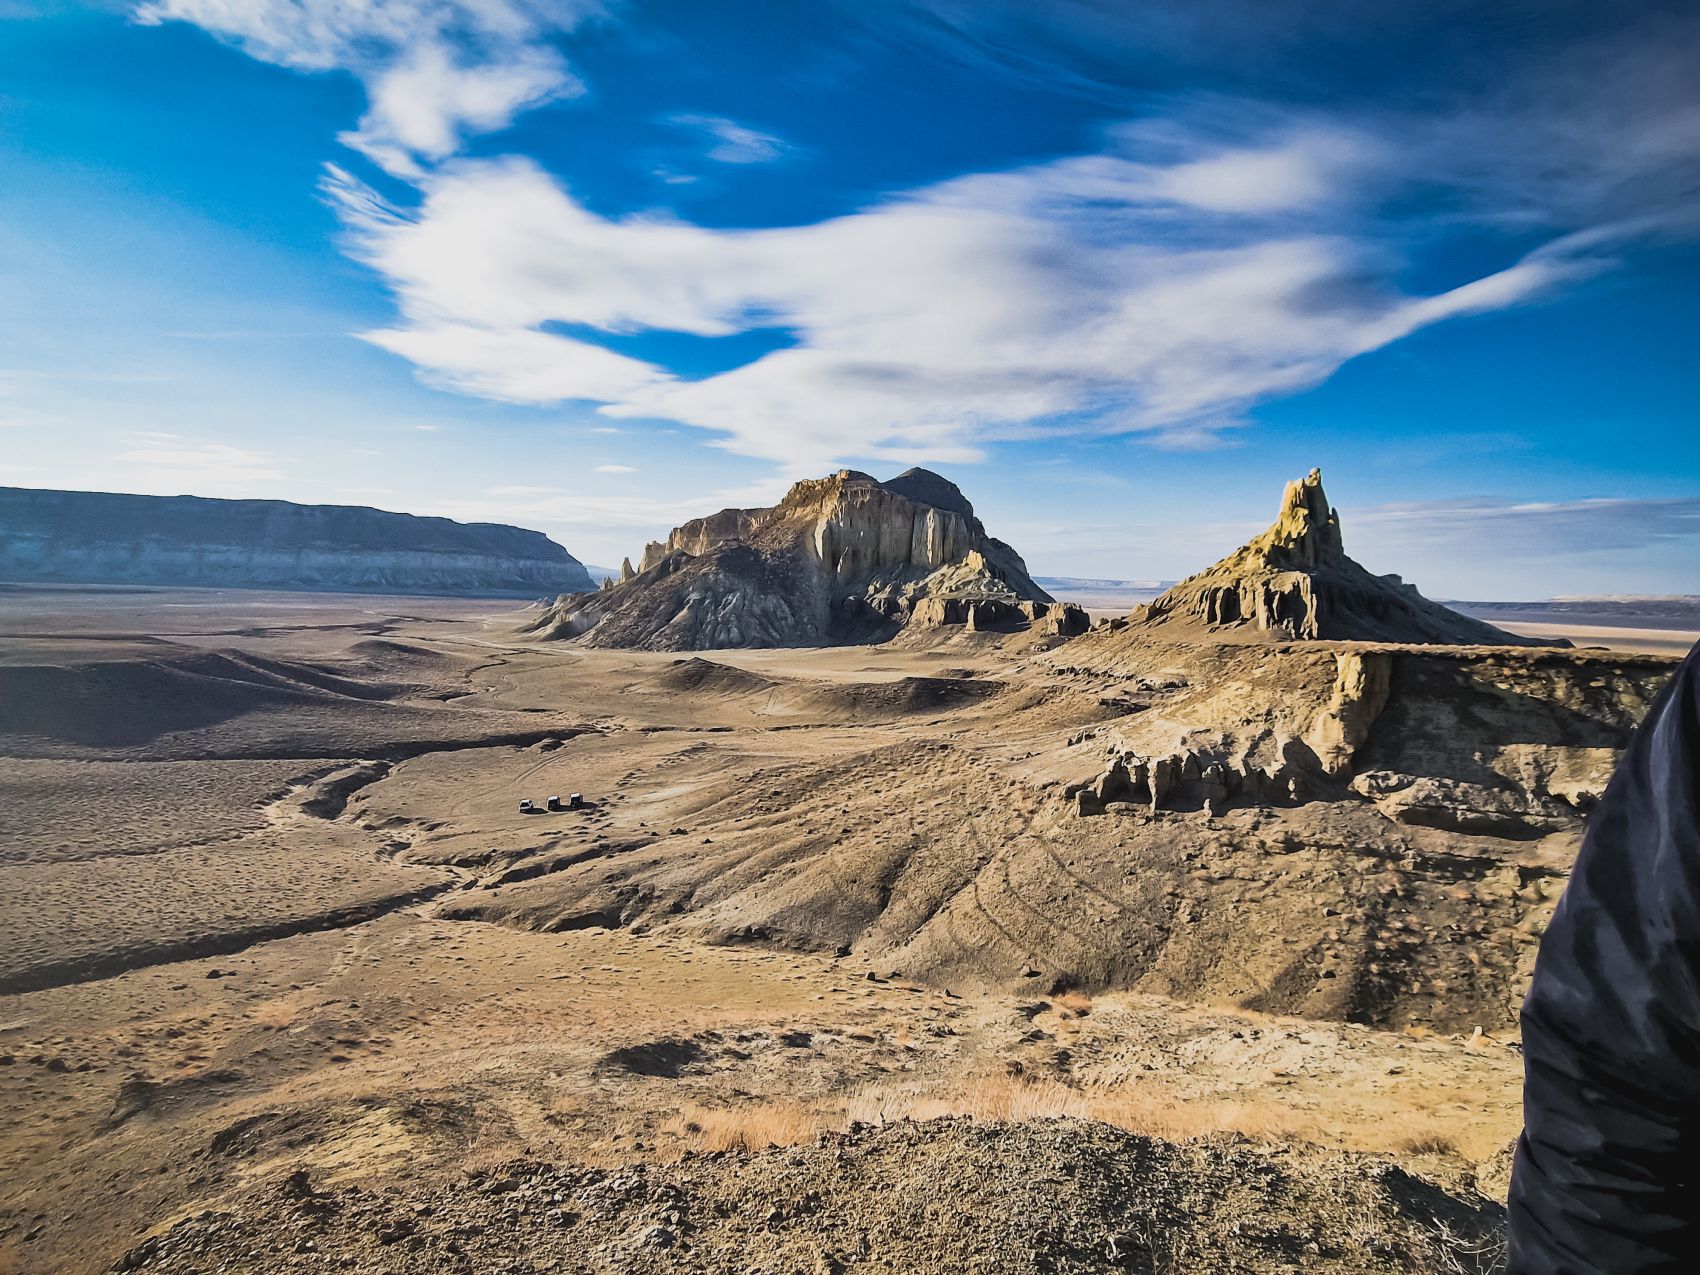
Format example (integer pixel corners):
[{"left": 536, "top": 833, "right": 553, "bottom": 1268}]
[
  {"left": 619, "top": 556, "right": 636, "bottom": 584},
  {"left": 1128, "top": 468, "right": 1558, "bottom": 646},
  {"left": 1254, "top": 468, "right": 1345, "bottom": 570}
]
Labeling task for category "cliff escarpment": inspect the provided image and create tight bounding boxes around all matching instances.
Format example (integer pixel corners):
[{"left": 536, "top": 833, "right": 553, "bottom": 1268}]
[{"left": 0, "top": 487, "right": 593, "bottom": 596}]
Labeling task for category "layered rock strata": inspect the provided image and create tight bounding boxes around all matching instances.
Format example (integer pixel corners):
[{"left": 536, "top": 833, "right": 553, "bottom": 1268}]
[
  {"left": 0, "top": 487, "right": 592, "bottom": 596},
  {"left": 531, "top": 468, "right": 1084, "bottom": 649}
]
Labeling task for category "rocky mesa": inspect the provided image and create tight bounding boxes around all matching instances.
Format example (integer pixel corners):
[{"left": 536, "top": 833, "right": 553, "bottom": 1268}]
[
  {"left": 0, "top": 486, "right": 594, "bottom": 596},
  {"left": 529, "top": 467, "right": 1086, "bottom": 649}
]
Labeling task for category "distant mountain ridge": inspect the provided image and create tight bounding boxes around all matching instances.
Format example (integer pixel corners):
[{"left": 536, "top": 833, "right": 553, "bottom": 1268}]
[
  {"left": 1036, "top": 576, "right": 1177, "bottom": 592},
  {"left": 0, "top": 486, "right": 593, "bottom": 596}
]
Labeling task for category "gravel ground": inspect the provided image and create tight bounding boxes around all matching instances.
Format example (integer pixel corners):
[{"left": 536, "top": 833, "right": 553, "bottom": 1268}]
[{"left": 117, "top": 1118, "right": 1506, "bottom": 1275}]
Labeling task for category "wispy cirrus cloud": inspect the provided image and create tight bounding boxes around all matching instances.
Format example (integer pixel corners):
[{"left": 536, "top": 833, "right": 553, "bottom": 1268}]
[
  {"left": 1350, "top": 495, "right": 1700, "bottom": 559},
  {"left": 667, "top": 113, "right": 792, "bottom": 165},
  {"left": 115, "top": 432, "right": 285, "bottom": 488},
  {"left": 134, "top": 0, "right": 601, "bottom": 176}
]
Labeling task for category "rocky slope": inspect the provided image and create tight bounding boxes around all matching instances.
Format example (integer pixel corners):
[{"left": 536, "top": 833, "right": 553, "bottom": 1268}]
[
  {"left": 429, "top": 638, "right": 1672, "bottom": 1034},
  {"left": 0, "top": 487, "right": 592, "bottom": 595},
  {"left": 115, "top": 1121, "right": 1506, "bottom": 1275},
  {"left": 529, "top": 468, "right": 1085, "bottom": 649},
  {"left": 1130, "top": 469, "right": 1552, "bottom": 645}
]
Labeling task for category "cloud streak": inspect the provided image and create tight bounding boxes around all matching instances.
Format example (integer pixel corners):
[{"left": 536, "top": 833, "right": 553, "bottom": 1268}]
[
  {"left": 323, "top": 101, "right": 1658, "bottom": 472},
  {"left": 1350, "top": 495, "right": 1700, "bottom": 559},
  {"left": 135, "top": 0, "right": 598, "bottom": 175},
  {"left": 669, "top": 114, "right": 791, "bottom": 165}
]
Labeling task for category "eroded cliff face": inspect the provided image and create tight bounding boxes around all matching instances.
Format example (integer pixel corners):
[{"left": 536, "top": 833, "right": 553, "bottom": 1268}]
[
  {"left": 535, "top": 468, "right": 1080, "bottom": 649},
  {"left": 0, "top": 487, "right": 593, "bottom": 596},
  {"left": 1131, "top": 469, "right": 1553, "bottom": 646}
]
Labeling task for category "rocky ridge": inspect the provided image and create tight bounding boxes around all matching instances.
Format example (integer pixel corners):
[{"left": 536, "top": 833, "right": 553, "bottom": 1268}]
[
  {"left": 1129, "top": 469, "right": 1551, "bottom": 645},
  {"left": 0, "top": 487, "right": 593, "bottom": 596},
  {"left": 530, "top": 468, "right": 1086, "bottom": 649}
]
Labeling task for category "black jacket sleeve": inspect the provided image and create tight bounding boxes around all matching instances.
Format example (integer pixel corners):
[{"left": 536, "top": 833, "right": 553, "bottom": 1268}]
[{"left": 1509, "top": 643, "right": 1700, "bottom": 1273}]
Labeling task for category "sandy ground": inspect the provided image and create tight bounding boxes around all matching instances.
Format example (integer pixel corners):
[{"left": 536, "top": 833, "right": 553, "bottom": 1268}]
[
  {"left": 1474, "top": 621, "right": 1698, "bottom": 656},
  {"left": 0, "top": 586, "right": 1549, "bottom": 1273}
]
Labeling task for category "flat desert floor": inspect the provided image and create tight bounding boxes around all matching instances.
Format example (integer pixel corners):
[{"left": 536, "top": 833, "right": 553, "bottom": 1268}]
[{"left": 1, "top": 584, "right": 1631, "bottom": 1273}]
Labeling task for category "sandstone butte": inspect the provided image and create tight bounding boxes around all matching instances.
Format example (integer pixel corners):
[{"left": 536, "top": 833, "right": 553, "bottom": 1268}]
[{"left": 529, "top": 466, "right": 1089, "bottom": 649}]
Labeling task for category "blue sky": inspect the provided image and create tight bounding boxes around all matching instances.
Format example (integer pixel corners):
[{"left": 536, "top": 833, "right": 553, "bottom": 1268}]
[{"left": 1, "top": 0, "right": 1696, "bottom": 597}]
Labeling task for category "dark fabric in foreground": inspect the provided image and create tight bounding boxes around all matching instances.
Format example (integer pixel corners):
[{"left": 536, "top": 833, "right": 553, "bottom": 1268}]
[{"left": 1510, "top": 643, "right": 1700, "bottom": 1273}]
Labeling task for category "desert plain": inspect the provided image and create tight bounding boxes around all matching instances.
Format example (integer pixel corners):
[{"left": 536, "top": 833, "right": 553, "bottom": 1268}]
[{"left": 0, "top": 581, "right": 1692, "bottom": 1274}]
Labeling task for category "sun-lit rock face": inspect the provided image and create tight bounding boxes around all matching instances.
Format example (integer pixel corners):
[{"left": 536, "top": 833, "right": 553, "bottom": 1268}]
[
  {"left": 535, "top": 468, "right": 1081, "bottom": 649},
  {"left": 1130, "top": 468, "right": 1557, "bottom": 646},
  {"left": 0, "top": 486, "right": 593, "bottom": 596}
]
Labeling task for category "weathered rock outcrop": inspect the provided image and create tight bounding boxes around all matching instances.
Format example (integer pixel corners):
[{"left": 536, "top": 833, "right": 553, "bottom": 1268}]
[
  {"left": 1058, "top": 640, "right": 1659, "bottom": 830},
  {"left": 530, "top": 468, "right": 1083, "bottom": 649},
  {"left": 1130, "top": 469, "right": 1554, "bottom": 646},
  {"left": 0, "top": 487, "right": 592, "bottom": 596}
]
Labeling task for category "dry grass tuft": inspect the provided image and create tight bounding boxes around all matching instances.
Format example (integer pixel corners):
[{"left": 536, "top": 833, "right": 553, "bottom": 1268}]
[
  {"left": 1394, "top": 1130, "right": 1461, "bottom": 1157},
  {"left": 459, "top": 1138, "right": 529, "bottom": 1176},
  {"left": 1051, "top": 990, "right": 1093, "bottom": 1018},
  {"left": 248, "top": 998, "right": 304, "bottom": 1031},
  {"left": 667, "top": 1100, "right": 823, "bottom": 1152},
  {"left": 848, "top": 1074, "right": 1311, "bottom": 1144},
  {"left": 654, "top": 1076, "right": 1469, "bottom": 1168}
]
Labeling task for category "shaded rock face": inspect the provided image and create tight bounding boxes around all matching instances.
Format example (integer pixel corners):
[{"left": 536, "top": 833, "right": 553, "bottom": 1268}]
[
  {"left": 1131, "top": 469, "right": 1554, "bottom": 646},
  {"left": 0, "top": 487, "right": 592, "bottom": 596},
  {"left": 534, "top": 468, "right": 1081, "bottom": 649}
]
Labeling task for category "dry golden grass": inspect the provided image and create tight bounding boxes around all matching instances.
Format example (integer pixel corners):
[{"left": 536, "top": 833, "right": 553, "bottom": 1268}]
[
  {"left": 848, "top": 1074, "right": 1314, "bottom": 1143},
  {"left": 657, "top": 1074, "right": 1474, "bottom": 1164},
  {"left": 1383, "top": 1110, "right": 1462, "bottom": 1158},
  {"left": 1051, "top": 990, "right": 1093, "bottom": 1017},
  {"left": 247, "top": 998, "right": 305, "bottom": 1031},
  {"left": 666, "top": 1100, "right": 824, "bottom": 1152},
  {"left": 458, "top": 1138, "right": 530, "bottom": 1176}
]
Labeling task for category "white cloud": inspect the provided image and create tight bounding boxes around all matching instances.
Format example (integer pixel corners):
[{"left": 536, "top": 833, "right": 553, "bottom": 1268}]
[
  {"left": 327, "top": 112, "right": 1626, "bottom": 472},
  {"left": 114, "top": 436, "right": 285, "bottom": 488},
  {"left": 1349, "top": 495, "right": 1700, "bottom": 559},
  {"left": 134, "top": 0, "right": 594, "bottom": 175},
  {"left": 430, "top": 477, "right": 787, "bottom": 529},
  {"left": 668, "top": 114, "right": 791, "bottom": 165},
  {"left": 140, "top": 3, "right": 1700, "bottom": 480},
  {"left": 593, "top": 463, "right": 636, "bottom": 473}
]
